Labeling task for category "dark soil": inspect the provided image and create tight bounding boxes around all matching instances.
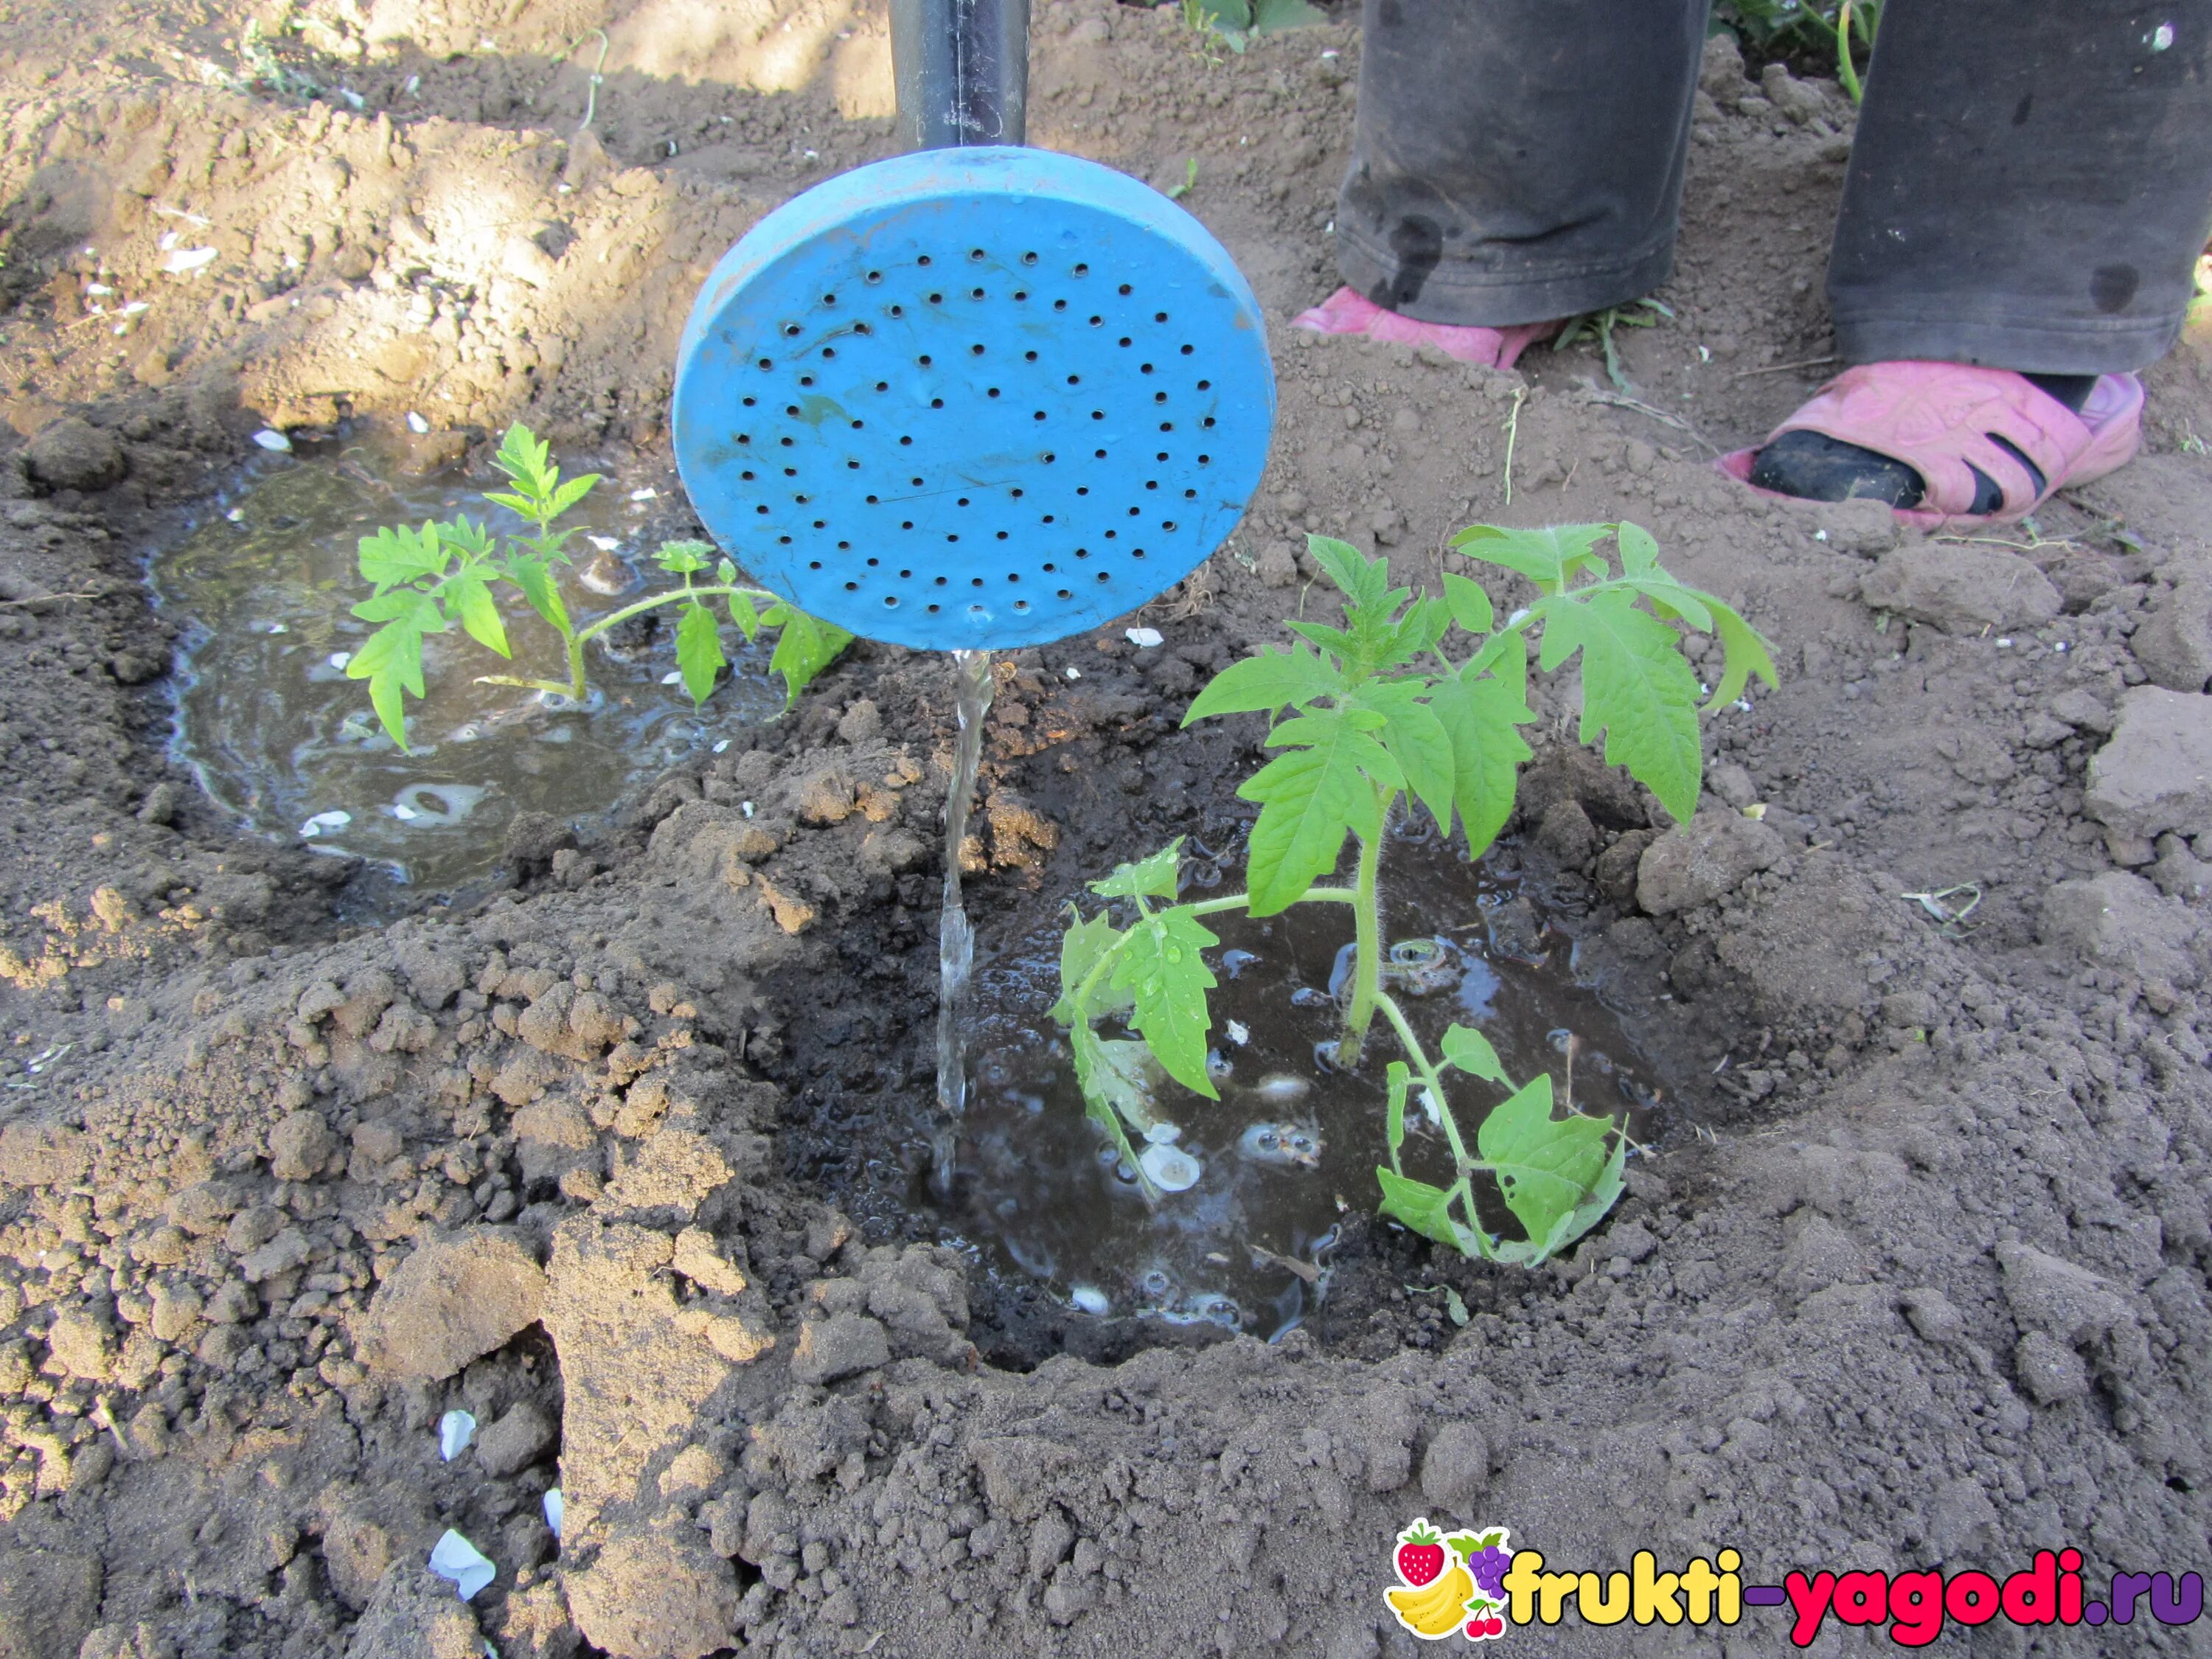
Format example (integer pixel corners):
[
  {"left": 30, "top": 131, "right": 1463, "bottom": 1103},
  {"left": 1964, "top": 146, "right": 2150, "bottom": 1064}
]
[{"left": 1, "top": 4, "right": 2209, "bottom": 1658}]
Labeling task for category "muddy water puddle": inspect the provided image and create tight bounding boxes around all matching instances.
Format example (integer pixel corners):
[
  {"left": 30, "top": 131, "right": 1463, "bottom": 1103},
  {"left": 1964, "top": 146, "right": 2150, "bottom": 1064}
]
[
  {"left": 150, "top": 433, "right": 782, "bottom": 902},
  {"left": 945, "top": 832, "right": 1668, "bottom": 1339}
]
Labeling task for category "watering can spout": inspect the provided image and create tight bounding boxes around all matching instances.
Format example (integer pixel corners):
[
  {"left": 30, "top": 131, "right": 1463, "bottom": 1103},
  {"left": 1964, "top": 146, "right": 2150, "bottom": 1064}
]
[{"left": 892, "top": 0, "right": 1032, "bottom": 151}]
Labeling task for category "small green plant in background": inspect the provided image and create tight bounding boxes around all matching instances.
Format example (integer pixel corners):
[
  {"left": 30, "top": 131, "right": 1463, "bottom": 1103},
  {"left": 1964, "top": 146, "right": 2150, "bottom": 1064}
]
[
  {"left": 1716, "top": 0, "right": 1879, "bottom": 102},
  {"left": 1552, "top": 297, "right": 1674, "bottom": 394},
  {"left": 347, "top": 424, "right": 850, "bottom": 749},
  {"left": 1175, "top": 0, "right": 1325, "bottom": 57},
  {"left": 1053, "top": 525, "right": 1775, "bottom": 1263}
]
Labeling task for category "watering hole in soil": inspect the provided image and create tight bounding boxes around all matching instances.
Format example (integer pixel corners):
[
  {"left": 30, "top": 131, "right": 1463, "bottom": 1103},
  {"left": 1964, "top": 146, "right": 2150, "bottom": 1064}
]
[
  {"left": 936, "top": 829, "right": 1671, "bottom": 1344},
  {"left": 149, "top": 428, "right": 784, "bottom": 905}
]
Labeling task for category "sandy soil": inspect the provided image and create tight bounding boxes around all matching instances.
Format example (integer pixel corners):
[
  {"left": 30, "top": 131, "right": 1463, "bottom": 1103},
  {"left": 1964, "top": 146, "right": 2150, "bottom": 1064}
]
[{"left": 1, "top": 3, "right": 2210, "bottom": 1656}]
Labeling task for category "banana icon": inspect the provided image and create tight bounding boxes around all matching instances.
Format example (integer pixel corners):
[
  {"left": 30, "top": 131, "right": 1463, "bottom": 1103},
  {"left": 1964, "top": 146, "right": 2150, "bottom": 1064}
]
[{"left": 1386, "top": 1565, "right": 1474, "bottom": 1640}]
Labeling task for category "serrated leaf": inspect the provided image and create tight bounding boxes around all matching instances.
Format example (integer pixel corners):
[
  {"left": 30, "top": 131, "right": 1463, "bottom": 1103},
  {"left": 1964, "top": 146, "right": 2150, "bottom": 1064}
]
[
  {"left": 1537, "top": 588, "right": 1703, "bottom": 824},
  {"left": 544, "top": 473, "right": 599, "bottom": 520},
  {"left": 1494, "top": 1130, "right": 1626, "bottom": 1265},
  {"left": 1110, "top": 906, "right": 1220, "bottom": 1099},
  {"left": 1617, "top": 521, "right": 1660, "bottom": 575},
  {"left": 1071, "top": 1024, "right": 1156, "bottom": 1198},
  {"left": 1427, "top": 653, "right": 1534, "bottom": 858},
  {"left": 358, "top": 521, "right": 448, "bottom": 588},
  {"left": 1385, "top": 1060, "right": 1411, "bottom": 1166},
  {"left": 1705, "top": 597, "right": 1780, "bottom": 711},
  {"left": 450, "top": 574, "right": 509, "bottom": 658},
  {"left": 1441, "top": 1023, "right": 1511, "bottom": 1086},
  {"left": 1237, "top": 707, "right": 1399, "bottom": 915},
  {"left": 1618, "top": 574, "right": 1714, "bottom": 633},
  {"left": 351, "top": 588, "right": 433, "bottom": 624},
  {"left": 1089, "top": 839, "right": 1183, "bottom": 902},
  {"left": 1441, "top": 571, "right": 1494, "bottom": 634},
  {"left": 1375, "top": 1169, "right": 1481, "bottom": 1256},
  {"left": 1051, "top": 909, "right": 1130, "bottom": 1024},
  {"left": 1392, "top": 594, "right": 1452, "bottom": 661},
  {"left": 438, "top": 515, "right": 495, "bottom": 560},
  {"left": 1307, "top": 535, "right": 1389, "bottom": 611},
  {"left": 347, "top": 616, "right": 434, "bottom": 748},
  {"left": 656, "top": 539, "right": 712, "bottom": 575},
  {"left": 1073, "top": 1026, "right": 1165, "bottom": 1135},
  {"left": 1475, "top": 1075, "right": 1617, "bottom": 1253},
  {"left": 482, "top": 490, "right": 538, "bottom": 521},
  {"left": 1352, "top": 680, "right": 1454, "bottom": 833},
  {"left": 716, "top": 557, "right": 739, "bottom": 585},
  {"left": 1449, "top": 523, "right": 1611, "bottom": 593},
  {"left": 675, "top": 602, "right": 726, "bottom": 706},
  {"left": 502, "top": 555, "right": 571, "bottom": 636},
  {"left": 1182, "top": 645, "right": 1343, "bottom": 725},
  {"left": 761, "top": 603, "right": 853, "bottom": 706},
  {"left": 726, "top": 588, "right": 760, "bottom": 641},
  {"left": 493, "top": 423, "right": 554, "bottom": 499}
]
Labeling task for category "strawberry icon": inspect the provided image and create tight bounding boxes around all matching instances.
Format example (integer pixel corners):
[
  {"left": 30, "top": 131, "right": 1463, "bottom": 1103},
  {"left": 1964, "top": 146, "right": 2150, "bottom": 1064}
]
[{"left": 1395, "top": 1521, "right": 1447, "bottom": 1587}]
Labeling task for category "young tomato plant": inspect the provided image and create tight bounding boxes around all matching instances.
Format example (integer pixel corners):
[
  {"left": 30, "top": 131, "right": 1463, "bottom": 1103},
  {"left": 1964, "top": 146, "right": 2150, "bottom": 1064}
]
[
  {"left": 347, "top": 422, "right": 852, "bottom": 748},
  {"left": 1052, "top": 524, "right": 1775, "bottom": 1263}
]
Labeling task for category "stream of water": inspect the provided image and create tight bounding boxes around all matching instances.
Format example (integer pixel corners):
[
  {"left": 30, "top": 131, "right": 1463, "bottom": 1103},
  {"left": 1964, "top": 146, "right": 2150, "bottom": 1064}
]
[{"left": 932, "top": 648, "right": 996, "bottom": 1190}]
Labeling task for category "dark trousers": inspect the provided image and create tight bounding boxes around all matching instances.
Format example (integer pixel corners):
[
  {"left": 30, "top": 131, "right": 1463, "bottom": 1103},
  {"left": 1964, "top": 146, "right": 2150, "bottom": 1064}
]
[{"left": 1338, "top": 0, "right": 2212, "bottom": 374}]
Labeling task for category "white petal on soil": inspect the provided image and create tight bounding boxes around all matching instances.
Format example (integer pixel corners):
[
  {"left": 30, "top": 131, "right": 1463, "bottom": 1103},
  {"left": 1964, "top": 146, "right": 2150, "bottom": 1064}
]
[
  {"left": 1064, "top": 666, "right": 1082, "bottom": 680},
  {"left": 543, "top": 1488, "right": 563, "bottom": 1538},
  {"left": 629, "top": 487, "right": 658, "bottom": 501},
  {"left": 1138, "top": 1143, "right": 1201, "bottom": 1192},
  {"left": 1141, "top": 1122, "right": 1182, "bottom": 1146},
  {"left": 661, "top": 670, "right": 684, "bottom": 686},
  {"left": 1070, "top": 1285, "right": 1110, "bottom": 1315},
  {"left": 161, "top": 246, "right": 218, "bottom": 274},
  {"left": 392, "top": 803, "right": 420, "bottom": 821},
  {"left": 586, "top": 535, "right": 621, "bottom": 552},
  {"left": 327, "top": 652, "right": 351, "bottom": 670},
  {"left": 1224, "top": 1020, "right": 1250, "bottom": 1046},
  {"left": 406, "top": 411, "right": 431, "bottom": 434},
  {"left": 251, "top": 429, "right": 292, "bottom": 452},
  {"left": 1252, "top": 1074, "right": 1311, "bottom": 1104},
  {"left": 1124, "top": 627, "right": 1164, "bottom": 648},
  {"left": 439, "top": 1409, "right": 476, "bottom": 1461},
  {"left": 428, "top": 1529, "right": 495, "bottom": 1600},
  {"left": 712, "top": 739, "right": 731, "bottom": 753},
  {"left": 299, "top": 810, "right": 352, "bottom": 838}
]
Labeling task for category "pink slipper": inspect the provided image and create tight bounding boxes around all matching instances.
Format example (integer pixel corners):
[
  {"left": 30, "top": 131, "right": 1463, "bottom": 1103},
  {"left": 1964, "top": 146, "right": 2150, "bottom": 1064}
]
[
  {"left": 1292, "top": 287, "right": 1559, "bottom": 372},
  {"left": 1719, "top": 361, "right": 2144, "bottom": 528}
]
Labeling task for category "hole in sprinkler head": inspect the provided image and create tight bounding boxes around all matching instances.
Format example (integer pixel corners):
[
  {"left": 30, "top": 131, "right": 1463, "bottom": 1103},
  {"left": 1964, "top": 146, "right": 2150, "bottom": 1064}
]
[
  {"left": 1141, "top": 364, "right": 1154, "bottom": 374},
  {"left": 931, "top": 398, "right": 945, "bottom": 408},
  {"left": 757, "top": 358, "right": 772, "bottom": 370},
  {"left": 917, "top": 254, "right": 933, "bottom": 266},
  {"left": 1118, "top": 282, "right": 1133, "bottom": 295},
  {"left": 918, "top": 353, "right": 932, "bottom": 366},
  {"left": 1097, "top": 571, "right": 1110, "bottom": 582},
  {"left": 900, "top": 436, "right": 913, "bottom": 446},
  {"left": 810, "top": 560, "right": 824, "bottom": 569},
  {"left": 742, "top": 396, "right": 757, "bottom": 407},
  {"left": 971, "top": 288, "right": 985, "bottom": 299},
  {"left": 1197, "top": 378, "right": 1211, "bottom": 391},
  {"left": 1022, "top": 251, "right": 1038, "bottom": 265},
  {"left": 1119, "top": 336, "right": 1133, "bottom": 347},
  {"left": 1024, "top": 350, "right": 1038, "bottom": 361},
  {"left": 1014, "top": 599, "right": 1030, "bottom": 612},
  {"left": 885, "top": 596, "right": 900, "bottom": 606},
  {"left": 875, "top": 380, "right": 888, "bottom": 392},
  {"left": 889, "top": 305, "right": 905, "bottom": 318},
  {"left": 1057, "top": 587, "right": 1071, "bottom": 597},
  {"left": 1013, "top": 290, "right": 1028, "bottom": 301},
  {"left": 997, "top": 531, "right": 1009, "bottom": 540},
  {"left": 1053, "top": 300, "right": 1067, "bottom": 312},
  {"left": 821, "top": 292, "right": 836, "bottom": 305},
  {"left": 1090, "top": 316, "right": 1102, "bottom": 326},
  {"left": 866, "top": 269, "right": 883, "bottom": 282},
  {"left": 971, "top": 343, "right": 985, "bottom": 355},
  {"left": 1077, "top": 486, "right": 1090, "bottom": 496},
  {"left": 987, "top": 387, "right": 1001, "bottom": 397},
  {"left": 928, "top": 291, "right": 943, "bottom": 304},
  {"left": 1180, "top": 344, "right": 1195, "bottom": 355},
  {"left": 928, "top": 603, "right": 942, "bottom": 613},
  {"left": 1145, "top": 479, "right": 1158, "bottom": 490},
  {"left": 1155, "top": 311, "right": 1169, "bottom": 322},
  {"left": 970, "top": 248, "right": 986, "bottom": 262},
  {"left": 1074, "top": 262, "right": 1090, "bottom": 276},
  {"left": 782, "top": 323, "right": 801, "bottom": 336}
]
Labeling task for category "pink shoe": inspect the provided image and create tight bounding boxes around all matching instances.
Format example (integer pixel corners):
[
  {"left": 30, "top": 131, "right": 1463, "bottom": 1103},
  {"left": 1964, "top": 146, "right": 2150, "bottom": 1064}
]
[
  {"left": 1292, "top": 287, "right": 1559, "bottom": 372},
  {"left": 1719, "top": 361, "right": 2145, "bottom": 528}
]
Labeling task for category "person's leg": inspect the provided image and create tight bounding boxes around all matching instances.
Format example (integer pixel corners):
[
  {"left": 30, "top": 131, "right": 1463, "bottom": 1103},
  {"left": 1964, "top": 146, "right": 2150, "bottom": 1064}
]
[
  {"left": 1753, "top": 0, "right": 2212, "bottom": 511},
  {"left": 1326, "top": 0, "right": 1709, "bottom": 330}
]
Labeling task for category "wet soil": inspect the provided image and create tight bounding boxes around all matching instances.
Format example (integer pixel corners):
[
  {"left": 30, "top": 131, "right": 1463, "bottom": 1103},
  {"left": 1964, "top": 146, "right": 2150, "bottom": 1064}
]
[{"left": 1, "top": 4, "right": 2211, "bottom": 1658}]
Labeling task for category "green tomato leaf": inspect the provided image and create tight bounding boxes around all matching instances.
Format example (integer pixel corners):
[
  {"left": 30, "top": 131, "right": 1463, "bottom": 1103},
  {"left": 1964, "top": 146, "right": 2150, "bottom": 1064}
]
[
  {"left": 544, "top": 473, "right": 599, "bottom": 521},
  {"left": 1391, "top": 594, "right": 1453, "bottom": 661},
  {"left": 1306, "top": 535, "right": 1391, "bottom": 612},
  {"left": 358, "top": 521, "right": 448, "bottom": 588},
  {"left": 1051, "top": 908, "right": 1130, "bottom": 1025},
  {"left": 1350, "top": 679, "right": 1455, "bottom": 835},
  {"left": 656, "top": 539, "right": 712, "bottom": 576},
  {"left": 1251, "top": 0, "right": 1325, "bottom": 30},
  {"left": 1237, "top": 707, "right": 1399, "bottom": 915},
  {"left": 675, "top": 601, "right": 726, "bottom": 706},
  {"left": 1493, "top": 1130, "right": 1628, "bottom": 1265},
  {"left": 1375, "top": 1169, "right": 1482, "bottom": 1256},
  {"left": 716, "top": 557, "right": 739, "bottom": 585},
  {"left": 501, "top": 555, "right": 571, "bottom": 636},
  {"left": 1537, "top": 588, "right": 1703, "bottom": 825},
  {"left": 450, "top": 574, "right": 510, "bottom": 658},
  {"left": 1384, "top": 1060, "right": 1411, "bottom": 1167},
  {"left": 1109, "top": 905, "right": 1220, "bottom": 1099},
  {"left": 726, "top": 588, "right": 761, "bottom": 641},
  {"left": 1616, "top": 521, "right": 1660, "bottom": 575},
  {"left": 1705, "top": 597, "right": 1780, "bottom": 711},
  {"left": 1427, "top": 651, "right": 1535, "bottom": 859},
  {"left": 1440, "top": 1023, "right": 1511, "bottom": 1087},
  {"left": 1475, "top": 1074, "right": 1618, "bottom": 1254},
  {"left": 1617, "top": 574, "right": 1714, "bottom": 633},
  {"left": 493, "top": 423, "right": 554, "bottom": 501},
  {"left": 347, "top": 613, "right": 435, "bottom": 749},
  {"left": 1449, "top": 524, "right": 1611, "bottom": 594},
  {"left": 761, "top": 602, "right": 853, "bottom": 706},
  {"left": 1181, "top": 645, "right": 1343, "bottom": 726},
  {"left": 1089, "top": 838, "right": 1184, "bottom": 902},
  {"left": 1441, "top": 571, "right": 1494, "bottom": 635},
  {"left": 482, "top": 490, "right": 538, "bottom": 521},
  {"left": 1070, "top": 1024, "right": 1158, "bottom": 1197}
]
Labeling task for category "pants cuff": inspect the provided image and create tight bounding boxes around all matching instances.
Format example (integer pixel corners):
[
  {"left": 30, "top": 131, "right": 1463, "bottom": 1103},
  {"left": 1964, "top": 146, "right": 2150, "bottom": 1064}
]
[
  {"left": 1333, "top": 232, "right": 1677, "bottom": 330},
  {"left": 1832, "top": 310, "right": 2186, "bottom": 377}
]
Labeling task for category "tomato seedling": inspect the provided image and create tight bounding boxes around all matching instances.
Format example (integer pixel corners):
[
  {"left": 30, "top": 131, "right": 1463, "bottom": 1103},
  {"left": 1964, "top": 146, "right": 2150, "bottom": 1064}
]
[
  {"left": 347, "top": 422, "right": 850, "bottom": 748},
  {"left": 1053, "top": 524, "right": 1775, "bottom": 1263}
]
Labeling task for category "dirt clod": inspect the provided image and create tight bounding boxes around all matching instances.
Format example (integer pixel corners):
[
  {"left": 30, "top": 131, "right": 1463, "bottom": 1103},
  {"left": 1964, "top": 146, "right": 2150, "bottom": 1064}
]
[{"left": 356, "top": 1228, "right": 549, "bottom": 1381}]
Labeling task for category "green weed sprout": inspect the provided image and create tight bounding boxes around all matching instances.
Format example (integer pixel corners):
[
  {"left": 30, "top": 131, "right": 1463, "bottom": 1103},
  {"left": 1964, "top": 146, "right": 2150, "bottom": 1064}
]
[
  {"left": 1052, "top": 524, "right": 1775, "bottom": 1264},
  {"left": 347, "top": 422, "right": 850, "bottom": 749},
  {"left": 1178, "top": 0, "right": 1325, "bottom": 57}
]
